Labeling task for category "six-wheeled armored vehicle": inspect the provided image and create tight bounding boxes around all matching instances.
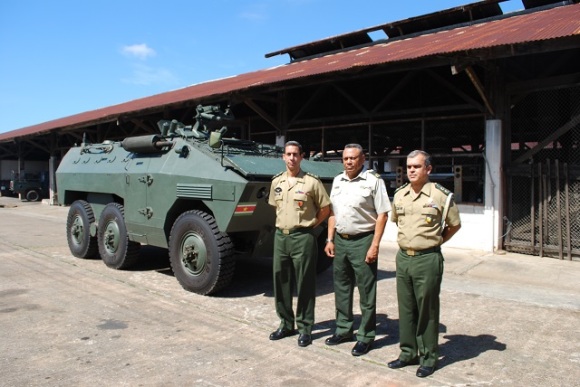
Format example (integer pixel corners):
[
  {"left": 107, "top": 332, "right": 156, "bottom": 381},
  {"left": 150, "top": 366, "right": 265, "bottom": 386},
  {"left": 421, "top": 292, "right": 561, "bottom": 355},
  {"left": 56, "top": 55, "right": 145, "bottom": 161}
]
[{"left": 56, "top": 105, "right": 342, "bottom": 295}]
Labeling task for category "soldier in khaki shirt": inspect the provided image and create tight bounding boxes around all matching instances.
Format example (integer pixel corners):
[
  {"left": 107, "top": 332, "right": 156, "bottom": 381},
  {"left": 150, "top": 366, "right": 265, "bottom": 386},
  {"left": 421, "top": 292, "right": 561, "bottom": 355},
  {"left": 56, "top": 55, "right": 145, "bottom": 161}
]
[
  {"left": 267, "top": 141, "right": 330, "bottom": 347},
  {"left": 388, "top": 150, "right": 461, "bottom": 378}
]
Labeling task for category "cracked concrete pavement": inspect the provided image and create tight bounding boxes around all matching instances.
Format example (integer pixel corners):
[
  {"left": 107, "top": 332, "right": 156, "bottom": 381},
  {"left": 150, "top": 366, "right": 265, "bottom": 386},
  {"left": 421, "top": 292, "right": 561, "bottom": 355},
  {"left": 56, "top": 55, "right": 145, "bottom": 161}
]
[{"left": 1, "top": 196, "right": 579, "bottom": 386}]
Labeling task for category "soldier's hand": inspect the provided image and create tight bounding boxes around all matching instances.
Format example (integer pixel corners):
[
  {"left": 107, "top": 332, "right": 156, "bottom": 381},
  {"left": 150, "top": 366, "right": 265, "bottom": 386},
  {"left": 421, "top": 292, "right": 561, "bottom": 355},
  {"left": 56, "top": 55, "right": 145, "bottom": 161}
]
[
  {"left": 365, "top": 246, "right": 379, "bottom": 264},
  {"left": 324, "top": 242, "right": 335, "bottom": 258}
]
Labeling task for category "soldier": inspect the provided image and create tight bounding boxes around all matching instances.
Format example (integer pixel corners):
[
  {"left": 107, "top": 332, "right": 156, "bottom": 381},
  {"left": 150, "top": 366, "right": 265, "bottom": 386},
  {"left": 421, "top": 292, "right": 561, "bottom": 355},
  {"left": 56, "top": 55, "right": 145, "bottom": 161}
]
[
  {"left": 268, "top": 140, "right": 331, "bottom": 347},
  {"left": 387, "top": 150, "right": 461, "bottom": 378},
  {"left": 324, "top": 143, "right": 391, "bottom": 356}
]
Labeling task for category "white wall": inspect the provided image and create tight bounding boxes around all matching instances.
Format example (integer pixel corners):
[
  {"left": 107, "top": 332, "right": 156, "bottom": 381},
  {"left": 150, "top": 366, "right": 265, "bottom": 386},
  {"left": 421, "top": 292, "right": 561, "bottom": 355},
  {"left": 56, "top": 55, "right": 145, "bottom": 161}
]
[
  {"left": 383, "top": 204, "right": 494, "bottom": 252},
  {"left": 0, "top": 160, "right": 18, "bottom": 180},
  {"left": 383, "top": 120, "right": 503, "bottom": 254},
  {"left": 1, "top": 160, "right": 50, "bottom": 181}
]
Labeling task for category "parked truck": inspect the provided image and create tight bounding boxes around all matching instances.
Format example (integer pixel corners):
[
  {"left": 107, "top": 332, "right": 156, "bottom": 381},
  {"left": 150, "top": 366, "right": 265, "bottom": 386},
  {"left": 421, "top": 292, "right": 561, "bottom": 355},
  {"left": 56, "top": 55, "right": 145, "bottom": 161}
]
[
  {"left": 10, "top": 171, "right": 49, "bottom": 201},
  {"left": 56, "top": 105, "right": 342, "bottom": 295}
]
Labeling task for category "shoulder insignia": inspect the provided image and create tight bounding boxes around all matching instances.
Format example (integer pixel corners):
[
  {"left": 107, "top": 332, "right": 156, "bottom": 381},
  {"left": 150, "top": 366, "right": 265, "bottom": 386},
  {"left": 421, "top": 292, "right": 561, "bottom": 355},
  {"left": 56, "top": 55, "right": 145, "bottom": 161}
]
[
  {"left": 272, "top": 171, "right": 283, "bottom": 180},
  {"left": 305, "top": 172, "right": 321, "bottom": 180},
  {"left": 435, "top": 183, "right": 452, "bottom": 196},
  {"left": 394, "top": 182, "right": 409, "bottom": 193},
  {"left": 368, "top": 169, "right": 381, "bottom": 179}
]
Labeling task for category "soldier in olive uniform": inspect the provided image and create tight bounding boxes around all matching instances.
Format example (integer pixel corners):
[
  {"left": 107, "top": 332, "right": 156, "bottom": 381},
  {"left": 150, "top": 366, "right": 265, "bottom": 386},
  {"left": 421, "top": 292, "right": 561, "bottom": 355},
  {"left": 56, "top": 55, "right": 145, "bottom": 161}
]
[
  {"left": 387, "top": 150, "right": 461, "bottom": 378},
  {"left": 268, "top": 141, "right": 331, "bottom": 347},
  {"left": 324, "top": 144, "right": 391, "bottom": 356}
]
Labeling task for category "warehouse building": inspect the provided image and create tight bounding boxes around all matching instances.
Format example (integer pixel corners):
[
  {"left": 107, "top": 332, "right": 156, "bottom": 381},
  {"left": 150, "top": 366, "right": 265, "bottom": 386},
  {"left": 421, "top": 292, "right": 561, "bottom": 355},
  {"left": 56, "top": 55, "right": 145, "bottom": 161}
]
[{"left": 1, "top": 0, "right": 579, "bottom": 259}]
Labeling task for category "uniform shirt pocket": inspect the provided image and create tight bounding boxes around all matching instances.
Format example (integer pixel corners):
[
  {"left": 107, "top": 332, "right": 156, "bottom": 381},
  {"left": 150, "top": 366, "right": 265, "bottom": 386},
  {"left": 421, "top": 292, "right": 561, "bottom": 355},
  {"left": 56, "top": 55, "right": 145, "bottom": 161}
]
[
  {"left": 420, "top": 207, "right": 440, "bottom": 226},
  {"left": 352, "top": 185, "right": 373, "bottom": 207},
  {"left": 274, "top": 194, "right": 284, "bottom": 211},
  {"left": 294, "top": 193, "right": 308, "bottom": 211},
  {"left": 394, "top": 205, "right": 405, "bottom": 224},
  {"left": 330, "top": 186, "right": 341, "bottom": 199}
]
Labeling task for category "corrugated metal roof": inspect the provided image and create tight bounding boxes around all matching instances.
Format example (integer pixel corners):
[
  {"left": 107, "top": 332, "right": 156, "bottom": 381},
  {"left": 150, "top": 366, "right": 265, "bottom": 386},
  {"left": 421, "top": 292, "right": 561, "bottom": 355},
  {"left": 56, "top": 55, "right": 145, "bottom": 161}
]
[
  {"left": 1, "top": 3, "right": 580, "bottom": 142},
  {"left": 265, "top": 0, "right": 506, "bottom": 60}
]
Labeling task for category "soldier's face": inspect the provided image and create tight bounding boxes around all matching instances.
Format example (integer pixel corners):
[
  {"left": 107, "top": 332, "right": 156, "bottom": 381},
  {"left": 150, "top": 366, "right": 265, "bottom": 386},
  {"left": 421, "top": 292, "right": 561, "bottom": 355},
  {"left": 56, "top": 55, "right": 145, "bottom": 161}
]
[
  {"left": 406, "top": 154, "right": 431, "bottom": 185},
  {"left": 342, "top": 147, "right": 365, "bottom": 177},
  {"left": 283, "top": 145, "right": 303, "bottom": 170}
]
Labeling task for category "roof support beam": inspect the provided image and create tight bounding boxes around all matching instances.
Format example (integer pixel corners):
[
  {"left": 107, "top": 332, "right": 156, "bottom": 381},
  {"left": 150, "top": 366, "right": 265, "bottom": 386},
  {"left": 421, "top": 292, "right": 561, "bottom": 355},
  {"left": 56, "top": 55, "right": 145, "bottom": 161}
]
[
  {"left": 0, "top": 144, "right": 17, "bottom": 158},
  {"left": 243, "top": 98, "right": 281, "bottom": 132},
  {"left": 288, "top": 85, "right": 330, "bottom": 126},
  {"left": 23, "top": 138, "right": 50, "bottom": 154},
  {"left": 432, "top": 67, "right": 486, "bottom": 113},
  {"left": 513, "top": 112, "right": 580, "bottom": 164},
  {"left": 372, "top": 71, "right": 418, "bottom": 113},
  {"left": 331, "top": 84, "right": 369, "bottom": 115},
  {"left": 464, "top": 65, "right": 495, "bottom": 117}
]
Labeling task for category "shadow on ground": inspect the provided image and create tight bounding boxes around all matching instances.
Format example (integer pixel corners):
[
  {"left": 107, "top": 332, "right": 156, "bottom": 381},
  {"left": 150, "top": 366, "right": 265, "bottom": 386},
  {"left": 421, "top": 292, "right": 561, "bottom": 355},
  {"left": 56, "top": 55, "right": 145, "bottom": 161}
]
[
  {"left": 438, "top": 334, "right": 507, "bottom": 369},
  {"left": 118, "top": 246, "right": 396, "bottom": 300}
]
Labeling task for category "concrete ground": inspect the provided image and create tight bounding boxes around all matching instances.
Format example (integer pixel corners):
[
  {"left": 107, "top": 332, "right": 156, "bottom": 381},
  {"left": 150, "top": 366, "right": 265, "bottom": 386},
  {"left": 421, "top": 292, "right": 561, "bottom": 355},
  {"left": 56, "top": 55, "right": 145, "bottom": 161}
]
[{"left": 1, "top": 196, "right": 579, "bottom": 387}]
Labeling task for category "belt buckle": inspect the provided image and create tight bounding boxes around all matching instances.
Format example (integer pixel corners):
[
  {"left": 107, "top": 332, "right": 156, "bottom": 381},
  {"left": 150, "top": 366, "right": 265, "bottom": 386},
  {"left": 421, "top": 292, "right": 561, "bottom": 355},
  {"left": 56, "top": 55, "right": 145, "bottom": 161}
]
[
  {"left": 282, "top": 229, "right": 290, "bottom": 235},
  {"left": 406, "top": 249, "right": 416, "bottom": 256},
  {"left": 340, "top": 233, "right": 350, "bottom": 239}
]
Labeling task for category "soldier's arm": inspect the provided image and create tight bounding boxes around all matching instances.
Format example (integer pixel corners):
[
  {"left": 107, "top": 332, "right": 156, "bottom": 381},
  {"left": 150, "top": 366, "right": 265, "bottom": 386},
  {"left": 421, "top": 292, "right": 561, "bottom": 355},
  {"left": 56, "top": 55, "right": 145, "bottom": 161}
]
[
  {"left": 441, "top": 192, "right": 461, "bottom": 243},
  {"left": 315, "top": 205, "right": 330, "bottom": 228},
  {"left": 442, "top": 224, "right": 461, "bottom": 244},
  {"left": 268, "top": 176, "right": 280, "bottom": 207},
  {"left": 366, "top": 212, "right": 388, "bottom": 263},
  {"left": 324, "top": 210, "right": 336, "bottom": 258}
]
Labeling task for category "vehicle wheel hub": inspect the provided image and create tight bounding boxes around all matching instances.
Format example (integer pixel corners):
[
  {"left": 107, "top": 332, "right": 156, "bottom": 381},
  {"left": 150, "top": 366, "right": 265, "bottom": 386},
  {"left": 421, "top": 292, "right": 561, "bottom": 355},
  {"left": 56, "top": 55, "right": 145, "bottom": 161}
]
[
  {"left": 103, "top": 221, "right": 120, "bottom": 254},
  {"left": 181, "top": 233, "right": 207, "bottom": 275}
]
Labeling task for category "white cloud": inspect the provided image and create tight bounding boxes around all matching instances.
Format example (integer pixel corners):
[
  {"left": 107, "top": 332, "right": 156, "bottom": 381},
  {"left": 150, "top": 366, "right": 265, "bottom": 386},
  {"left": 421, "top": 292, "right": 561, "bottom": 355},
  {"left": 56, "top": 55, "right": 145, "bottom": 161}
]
[
  {"left": 238, "top": 3, "right": 269, "bottom": 21},
  {"left": 121, "top": 43, "right": 156, "bottom": 60},
  {"left": 122, "top": 63, "right": 179, "bottom": 86}
]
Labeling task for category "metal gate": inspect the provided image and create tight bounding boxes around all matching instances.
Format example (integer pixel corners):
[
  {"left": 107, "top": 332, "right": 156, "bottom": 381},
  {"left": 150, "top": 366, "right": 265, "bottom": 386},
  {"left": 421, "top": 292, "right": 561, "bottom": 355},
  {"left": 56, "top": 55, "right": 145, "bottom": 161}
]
[{"left": 505, "top": 85, "right": 580, "bottom": 260}]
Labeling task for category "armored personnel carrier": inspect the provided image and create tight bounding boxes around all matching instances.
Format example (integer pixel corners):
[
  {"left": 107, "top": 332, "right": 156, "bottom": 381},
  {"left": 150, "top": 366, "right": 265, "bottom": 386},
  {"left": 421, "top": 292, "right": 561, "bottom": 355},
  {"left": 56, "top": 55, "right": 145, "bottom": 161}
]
[{"left": 56, "top": 105, "right": 342, "bottom": 295}]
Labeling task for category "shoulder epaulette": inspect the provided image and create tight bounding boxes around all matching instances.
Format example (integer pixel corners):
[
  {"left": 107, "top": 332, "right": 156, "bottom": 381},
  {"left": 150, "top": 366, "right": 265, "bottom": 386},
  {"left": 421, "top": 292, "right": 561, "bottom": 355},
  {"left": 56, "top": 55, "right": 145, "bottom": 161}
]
[
  {"left": 394, "top": 182, "right": 409, "bottom": 193},
  {"left": 305, "top": 172, "right": 321, "bottom": 180},
  {"left": 435, "top": 183, "right": 452, "bottom": 196},
  {"left": 367, "top": 169, "right": 381, "bottom": 179},
  {"left": 272, "top": 171, "right": 283, "bottom": 180}
]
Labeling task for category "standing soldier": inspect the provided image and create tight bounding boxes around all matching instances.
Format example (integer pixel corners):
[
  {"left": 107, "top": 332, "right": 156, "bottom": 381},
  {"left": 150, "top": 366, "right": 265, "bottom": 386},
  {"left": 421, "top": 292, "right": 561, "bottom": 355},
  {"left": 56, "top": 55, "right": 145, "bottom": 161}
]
[
  {"left": 388, "top": 150, "right": 461, "bottom": 378},
  {"left": 268, "top": 141, "right": 331, "bottom": 347},
  {"left": 324, "top": 143, "right": 390, "bottom": 356}
]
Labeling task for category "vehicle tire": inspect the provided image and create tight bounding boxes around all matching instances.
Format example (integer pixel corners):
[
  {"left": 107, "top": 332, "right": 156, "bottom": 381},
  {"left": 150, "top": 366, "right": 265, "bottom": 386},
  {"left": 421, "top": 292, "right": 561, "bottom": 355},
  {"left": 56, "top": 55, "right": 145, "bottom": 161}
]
[
  {"left": 26, "top": 189, "right": 40, "bottom": 202},
  {"left": 97, "top": 202, "right": 140, "bottom": 269},
  {"left": 316, "top": 228, "right": 333, "bottom": 274},
  {"left": 168, "top": 210, "right": 235, "bottom": 295},
  {"left": 66, "top": 200, "right": 99, "bottom": 259}
]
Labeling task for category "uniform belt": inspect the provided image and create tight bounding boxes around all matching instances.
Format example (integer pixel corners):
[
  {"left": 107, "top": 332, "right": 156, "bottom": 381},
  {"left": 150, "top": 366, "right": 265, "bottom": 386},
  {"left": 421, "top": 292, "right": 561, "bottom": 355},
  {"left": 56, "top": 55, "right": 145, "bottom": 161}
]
[
  {"left": 401, "top": 246, "right": 441, "bottom": 256},
  {"left": 278, "top": 227, "right": 312, "bottom": 235},
  {"left": 337, "top": 230, "right": 374, "bottom": 240}
]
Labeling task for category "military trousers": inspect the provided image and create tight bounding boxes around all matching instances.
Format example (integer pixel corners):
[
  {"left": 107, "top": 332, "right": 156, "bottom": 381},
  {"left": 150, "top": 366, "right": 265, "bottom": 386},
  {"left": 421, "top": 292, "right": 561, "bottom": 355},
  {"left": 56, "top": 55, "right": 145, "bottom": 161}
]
[
  {"left": 332, "top": 233, "right": 377, "bottom": 343},
  {"left": 395, "top": 249, "right": 444, "bottom": 367},
  {"left": 273, "top": 228, "right": 317, "bottom": 335}
]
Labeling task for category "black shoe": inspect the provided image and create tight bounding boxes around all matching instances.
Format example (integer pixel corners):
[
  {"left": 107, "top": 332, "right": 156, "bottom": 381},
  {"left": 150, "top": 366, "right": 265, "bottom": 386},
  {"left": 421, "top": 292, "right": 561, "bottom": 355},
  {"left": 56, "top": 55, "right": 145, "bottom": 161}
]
[
  {"left": 387, "top": 358, "right": 419, "bottom": 369},
  {"left": 297, "top": 333, "right": 312, "bottom": 347},
  {"left": 269, "top": 328, "right": 294, "bottom": 341},
  {"left": 325, "top": 334, "right": 354, "bottom": 346},
  {"left": 416, "top": 365, "right": 436, "bottom": 378},
  {"left": 351, "top": 341, "right": 372, "bottom": 356}
]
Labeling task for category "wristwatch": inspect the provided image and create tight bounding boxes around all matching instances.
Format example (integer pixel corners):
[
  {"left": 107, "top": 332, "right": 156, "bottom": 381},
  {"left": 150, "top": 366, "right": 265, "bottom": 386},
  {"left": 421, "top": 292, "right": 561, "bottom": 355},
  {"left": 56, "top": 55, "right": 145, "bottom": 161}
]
[{"left": 325, "top": 238, "right": 333, "bottom": 243}]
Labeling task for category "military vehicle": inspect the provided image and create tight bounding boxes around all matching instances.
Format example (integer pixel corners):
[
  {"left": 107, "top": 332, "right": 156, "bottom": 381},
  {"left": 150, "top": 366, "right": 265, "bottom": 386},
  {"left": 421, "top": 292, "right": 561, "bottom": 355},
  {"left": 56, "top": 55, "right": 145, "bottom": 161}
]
[
  {"left": 10, "top": 171, "right": 49, "bottom": 201},
  {"left": 56, "top": 105, "right": 343, "bottom": 295}
]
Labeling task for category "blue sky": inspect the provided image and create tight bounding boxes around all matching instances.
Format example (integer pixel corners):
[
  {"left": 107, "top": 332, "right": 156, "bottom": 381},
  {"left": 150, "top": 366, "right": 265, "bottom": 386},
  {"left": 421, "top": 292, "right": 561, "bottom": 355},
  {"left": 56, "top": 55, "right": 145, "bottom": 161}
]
[{"left": 0, "top": 0, "right": 524, "bottom": 134}]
